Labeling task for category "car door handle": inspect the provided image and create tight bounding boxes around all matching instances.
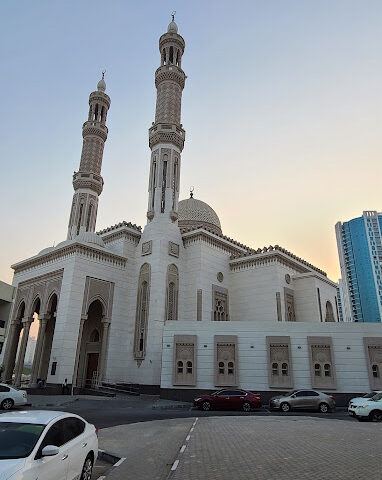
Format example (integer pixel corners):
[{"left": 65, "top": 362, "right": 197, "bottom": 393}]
[
  {"left": 82, "top": 442, "right": 87, "bottom": 448},
  {"left": 62, "top": 454, "right": 68, "bottom": 460}
]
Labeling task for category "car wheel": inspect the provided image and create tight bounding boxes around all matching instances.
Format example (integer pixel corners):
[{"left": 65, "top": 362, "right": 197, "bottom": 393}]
[
  {"left": 1, "top": 398, "right": 14, "bottom": 410},
  {"left": 242, "top": 402, "right": 251, "bottom": 412},
  {"left": 202, "top": 401, "right": 211, "bottom": 411},
  {"left": 357, "top": 416, "right": 367, "bottom": 422},
  {"left": 369, "top": 410, "right": 382, "bottom": 422},
  {"left": 80, "top": 454, "right": 93, "bottom": 480},
  {"left": 280, "top": 402, "right": 290, "bottom": 413},
  {"left": 319, "top": 402, "right": 329, "bottom": 414}
]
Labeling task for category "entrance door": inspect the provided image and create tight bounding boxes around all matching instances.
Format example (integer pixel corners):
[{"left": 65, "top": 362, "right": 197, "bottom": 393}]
[{"left": 85, "top": 353, "right": 99, "bottom": 388}]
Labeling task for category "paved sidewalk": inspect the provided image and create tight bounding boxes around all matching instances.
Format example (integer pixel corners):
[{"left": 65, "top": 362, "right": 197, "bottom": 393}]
[
  {"left": 27, "top": 394, "right": 112, "bottom": 407},
  {"left": 98, "top": 418, "right": 194, "bottom": 480},
  {"left": 171, "top": 416, "right": 382, "bottom": 480}
]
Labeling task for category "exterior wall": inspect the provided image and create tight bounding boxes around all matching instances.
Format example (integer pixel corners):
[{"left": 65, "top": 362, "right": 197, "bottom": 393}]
[
  {"left": 161, "top": 321, "right": 382, "bottom": 394},
  {"left": 0, "top": 281, "right": 15, "bottom": 355}
]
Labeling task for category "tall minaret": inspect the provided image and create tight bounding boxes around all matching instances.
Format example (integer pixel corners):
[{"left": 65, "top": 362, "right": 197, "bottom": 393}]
[
  {"left": 67, "top": 74, "right": 111, "bottom": 239},
  {"left": 146, "top": 14, "right": 186, "bottom": 223}
]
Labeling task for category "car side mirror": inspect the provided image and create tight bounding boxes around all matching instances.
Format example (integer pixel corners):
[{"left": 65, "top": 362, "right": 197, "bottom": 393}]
[{"left": 42, "top": 445, "right": 59, "bottom": 457}]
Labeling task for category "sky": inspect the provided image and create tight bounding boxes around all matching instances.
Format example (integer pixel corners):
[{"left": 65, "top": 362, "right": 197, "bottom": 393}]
[{"left": 1, "top": 0, "right": 382, "bottom": 286}]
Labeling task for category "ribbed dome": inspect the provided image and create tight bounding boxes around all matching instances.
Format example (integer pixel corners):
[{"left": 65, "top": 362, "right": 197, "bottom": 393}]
[
  {"left": 178, "top": 197, "right": 222, "bottom": 235},
  {"left": 75, "top": 231, "right": 105, "bottom": 248}
]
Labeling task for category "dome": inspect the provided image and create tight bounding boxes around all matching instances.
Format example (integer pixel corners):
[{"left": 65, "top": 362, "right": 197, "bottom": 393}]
[
  {"left": 75, "top": 231, "right": 105, "bottom": 248},
  {"left": 167, "top": 20, "right": 178, "bottom": 33},
  {"left": 178, "top": 197, "right": 222, "bottom": 235}
]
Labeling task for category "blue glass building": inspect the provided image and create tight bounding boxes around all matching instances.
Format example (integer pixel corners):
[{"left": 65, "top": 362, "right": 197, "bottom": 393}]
[{"left": 335, "top": 211, "right": 382, "bottom": 322}]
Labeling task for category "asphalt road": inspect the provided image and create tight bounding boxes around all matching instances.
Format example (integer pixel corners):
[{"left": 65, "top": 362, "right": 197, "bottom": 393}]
[{"left": 23, "top": 395, "right": 355, "bottom": 429}]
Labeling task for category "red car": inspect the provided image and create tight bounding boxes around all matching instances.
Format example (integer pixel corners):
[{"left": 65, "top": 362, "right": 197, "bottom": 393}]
[{"left": 194, "top": 389, "right": 261, "bottom": 412}]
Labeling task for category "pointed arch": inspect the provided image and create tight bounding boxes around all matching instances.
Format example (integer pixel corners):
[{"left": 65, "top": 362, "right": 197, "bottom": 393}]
[
  {"left": 134, "top": 263, "right": 151, "bottom": 360},
  {"left": 165, "top": 264, "right": 179, "bottom": 321},
  {"left": 325, "top": 301, "right": 335, "bottom": 322}
]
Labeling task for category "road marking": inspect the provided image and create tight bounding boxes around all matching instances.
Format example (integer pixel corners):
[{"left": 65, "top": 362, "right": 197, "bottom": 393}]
[
  {"left": 113, "top": 457, "right": 126, "bottom": 467},
  {"left": 186, "top": 434, "right": 190, "bottom": 441},
  {"left": 171, "top": 460, "right": 179, "bottom": 471},
  {"left": 180, "top": 445, "right": 186, "bottom": 453},
  {"left": 97, "top": 477, "right": 106, "bottom": 480}
]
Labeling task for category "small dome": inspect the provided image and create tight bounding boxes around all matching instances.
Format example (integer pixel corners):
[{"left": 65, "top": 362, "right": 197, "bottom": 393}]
[
  {"left": 38, "top": 246, "right": 55, "bottom": 255},
  {"left": 97, "top": 73, "right": 106, "bottom": 92},
  {"left": 167, "top": 20, "right": 178, "bottom": 33},
  {"left": 178, "top": 197, "right": 222, "bottom": 235},
  {"left": 75, "top": 231, "right": 105, "bottom": 248}
]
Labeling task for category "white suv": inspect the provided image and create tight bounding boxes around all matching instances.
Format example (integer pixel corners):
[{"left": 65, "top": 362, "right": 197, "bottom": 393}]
[
  {"left": 353, "top": 391, "right": 382, "bottom": 422},
  {"left": 0, "top": 383, "right": 27, "bottom": 410},
  {"left": 0, "top": 410, "right": 98, "bottom": 480},
  {"left": 348, "top": 390, "right": 382, "bottom": 417}
]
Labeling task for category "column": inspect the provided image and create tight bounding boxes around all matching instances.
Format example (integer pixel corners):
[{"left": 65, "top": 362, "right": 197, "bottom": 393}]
[
  {"left": 2, "top": 322, "right": 21, "bottom": 383},
  {"left": 72, "top": 316, "right": 87, "bottom": 388},
  {"left": 29, "top": 315, "right": 48, "bottom": 386},
  {"left": 14, "top": 317, "right": 32, "bottom": 387},
  {"left": 98, "top": 318, "right": 111, "bottom": 386}
]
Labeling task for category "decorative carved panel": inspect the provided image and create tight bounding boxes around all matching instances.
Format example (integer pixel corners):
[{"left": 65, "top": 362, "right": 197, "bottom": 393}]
[
  {"left": 142, "top": 241, "right": 152, "bottom": 256},
  {"left": 212, "top": 285, "right": 229, "bottom": 321},
  {"left": 215, "top": 335, "right": 238, "bottom": 387},
  {"left": 134, "top": 264, "right": 151, "bottom": 361},
  {"left": 168, "top": 241, "right": 179, "bottom": 257},
  {"left": 173, "top": 335, "right": 196, "bottom": 386},
  {"left": 364, "top": 337, "right": 382, "bottom": 390},
  {"left": 267, "top": 336, "right": 293, "bottom": 388},
  {"left": 284, "top": 287, "right": 296, "bottom": 322},
  {"left": 307, "top": 337, "right": 337, "bottom": 389}
]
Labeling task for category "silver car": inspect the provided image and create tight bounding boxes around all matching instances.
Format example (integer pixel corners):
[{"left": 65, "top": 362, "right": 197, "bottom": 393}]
[{"left": 269, "top": 389, "right": 336, "bottom": 413}]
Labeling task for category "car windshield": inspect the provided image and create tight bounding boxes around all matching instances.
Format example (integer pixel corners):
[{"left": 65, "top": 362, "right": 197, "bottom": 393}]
[
  {"left": 370, "top": 392, "right": 382, "bottom": 401},
  {"left": 0, "top": 423, "right": 45, "bottom": 459},
  {"left": 362, "top": 392, "right": 376, "bottom": 398}
]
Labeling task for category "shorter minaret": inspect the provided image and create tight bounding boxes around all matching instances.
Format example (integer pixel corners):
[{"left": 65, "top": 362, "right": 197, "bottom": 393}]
[{"left": 67, "top": 74, "right": 111, "bottom": 239}]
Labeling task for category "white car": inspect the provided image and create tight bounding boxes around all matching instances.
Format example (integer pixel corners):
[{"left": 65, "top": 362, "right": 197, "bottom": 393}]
[
  {"left": 0, "top": 384, "right": 27, "bottom": 410},
  {"left": 0, "top": 410, "right": 98, "bottom": 480},
  {"left": 348, "top": 390, "right": 382, "bottom": 416},
  {"left": 353, "top": 391, "right": 382, "bottom": 422}
]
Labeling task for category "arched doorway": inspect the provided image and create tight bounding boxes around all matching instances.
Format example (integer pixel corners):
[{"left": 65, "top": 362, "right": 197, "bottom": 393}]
[
  {"left": 30, "top": 293, "right": 58, "bottom": 386},
  {"left": 77, "top": 300, "right": 103, "bottom": 388}
]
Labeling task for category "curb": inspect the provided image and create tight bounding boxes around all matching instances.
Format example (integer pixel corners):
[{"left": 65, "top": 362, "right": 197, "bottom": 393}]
[
  {"left": 27, "top": 398, "right": 80, "bottom": 408},
  {"left": 97, "top": 449, "right": 126, "bottom": 479},
  {"left": 152, "top": 403, "right": 192, "bottom": 410}
]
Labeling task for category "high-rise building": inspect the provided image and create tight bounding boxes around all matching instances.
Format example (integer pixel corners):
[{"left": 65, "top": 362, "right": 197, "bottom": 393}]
[{"left": 335, "top": 211, "right": 382, "bottom": 322}]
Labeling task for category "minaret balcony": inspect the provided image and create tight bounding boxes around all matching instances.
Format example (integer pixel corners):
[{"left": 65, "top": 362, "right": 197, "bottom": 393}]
[
  {"left": 149, "top": 123, "right": 185, "bottom": 151},
  {"left": 82, "top": 121, "right": 108, "bottom": 141},
  {"left": 155, "top": 65, "right": 185, "bottom": 89},
  {"left": 73, "top": 171, "right": 104, "bottom": 195}
]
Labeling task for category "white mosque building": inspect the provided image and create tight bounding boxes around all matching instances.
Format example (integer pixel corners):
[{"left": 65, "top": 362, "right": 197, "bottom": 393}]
[{"left": 1, "top": 18, "right": 381, "bottom": 402}]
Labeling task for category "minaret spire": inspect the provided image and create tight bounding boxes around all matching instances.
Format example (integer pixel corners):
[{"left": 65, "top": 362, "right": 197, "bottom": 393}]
[
  {"left": 67, "top": 74, "right": 111, "bottom": 239},
  {"left": 146, "top": 16, "right": 186, "bottom": 223}
]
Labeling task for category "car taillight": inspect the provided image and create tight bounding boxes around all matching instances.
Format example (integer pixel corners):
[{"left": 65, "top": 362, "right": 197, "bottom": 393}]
[
  {"left": 254, "top": 396, "right": 260, "bottom": 401},
  {"left": 95, "top": 428, "right": 99, "bottom": 437},
  {"left": 330, "top": 396, "right": 335, "bottom": 401}
]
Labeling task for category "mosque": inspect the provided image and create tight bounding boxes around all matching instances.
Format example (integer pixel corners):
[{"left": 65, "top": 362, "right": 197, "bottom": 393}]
[{"left": 1, "top": 18, "right": 381, "bottom": 401}]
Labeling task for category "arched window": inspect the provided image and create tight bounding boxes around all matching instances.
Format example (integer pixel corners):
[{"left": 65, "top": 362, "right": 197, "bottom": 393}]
[
  {"left": 228, "top": 362, "right": 234, "bottom": 375},
  {"left": 169, "top": 46, "right": 174, "bottom": 64},
  {"left": 218, "top": 361, "right": 225, "bottom": 374},
  {"left": 166, "top": 265, "right": 179, "bottom": 321},
  {"left": 134, "top": 264, "right": 150, "bottom": 360},
  {"left": 77, "top": 203, "right": 84, "bottom": 235},
  {"left": 175, "top": 50, "right": 179, "bottom": 66},
  {"left": 162, "top": 48, "right": 166, "bottom": 65},
  {"left": 86, "top": 204, "right": 93, "bottom": 231},
  {"left": 94, "top": 104, "right": 98, "bottom": 121},
  {"left": 177, "top": 361, "right": 183, "bottom": 374},
  {"left": 281, "top": 363, "right": 288, "bottom": 376},
  {"left": 186, "top": 361, "right": 193, "bottom": 374},
  {"left": 325, "top": 301, "right": 335, "bottom": 322},
  {"left": 89, "top": 329, "right": 100, "bottom": 342},
  {"left": 324, "top": 363, "right": 331, "bottom": 377},
  {"left": 372, "top": 364, "right": 379, "bottom": 378},
  {"left": 314, "top": 363, "right": 321, "bottom": 376},
  {"left": 272, "top": 362, "right": 279, "bottom": 376}
]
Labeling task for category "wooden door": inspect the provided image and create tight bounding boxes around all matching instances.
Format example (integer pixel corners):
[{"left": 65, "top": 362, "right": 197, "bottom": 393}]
[{"left": 85, "top": 353, "right": 99, "bottom": 388}]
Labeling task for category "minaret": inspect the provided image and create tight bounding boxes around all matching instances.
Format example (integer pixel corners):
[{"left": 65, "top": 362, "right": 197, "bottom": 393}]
[
  {"left": 146, "top": 14, "right": 186, "bottom": 223},
  {"left": 67, "top": 74, "right": 111, "bottom": 239}
]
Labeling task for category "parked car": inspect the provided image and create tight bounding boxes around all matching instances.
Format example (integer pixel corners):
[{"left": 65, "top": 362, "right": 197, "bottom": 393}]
[
  {"left": 194, "top": 389, "right": 261, "bottom": 411},
  {"left": 0, "top": 383, "right": 27, "bottom": 410},
  {"left": 0, "top": 410, "right": 98, "bottom": 480},
  {"left": 348, "top": 391, "right": 382, "bottom": 416},
  {"left": 269, "top": 390, "right": 335, "bottom": 413},
  {"left": 353, "top": 391, "right": 382, "bottom": 422}
]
